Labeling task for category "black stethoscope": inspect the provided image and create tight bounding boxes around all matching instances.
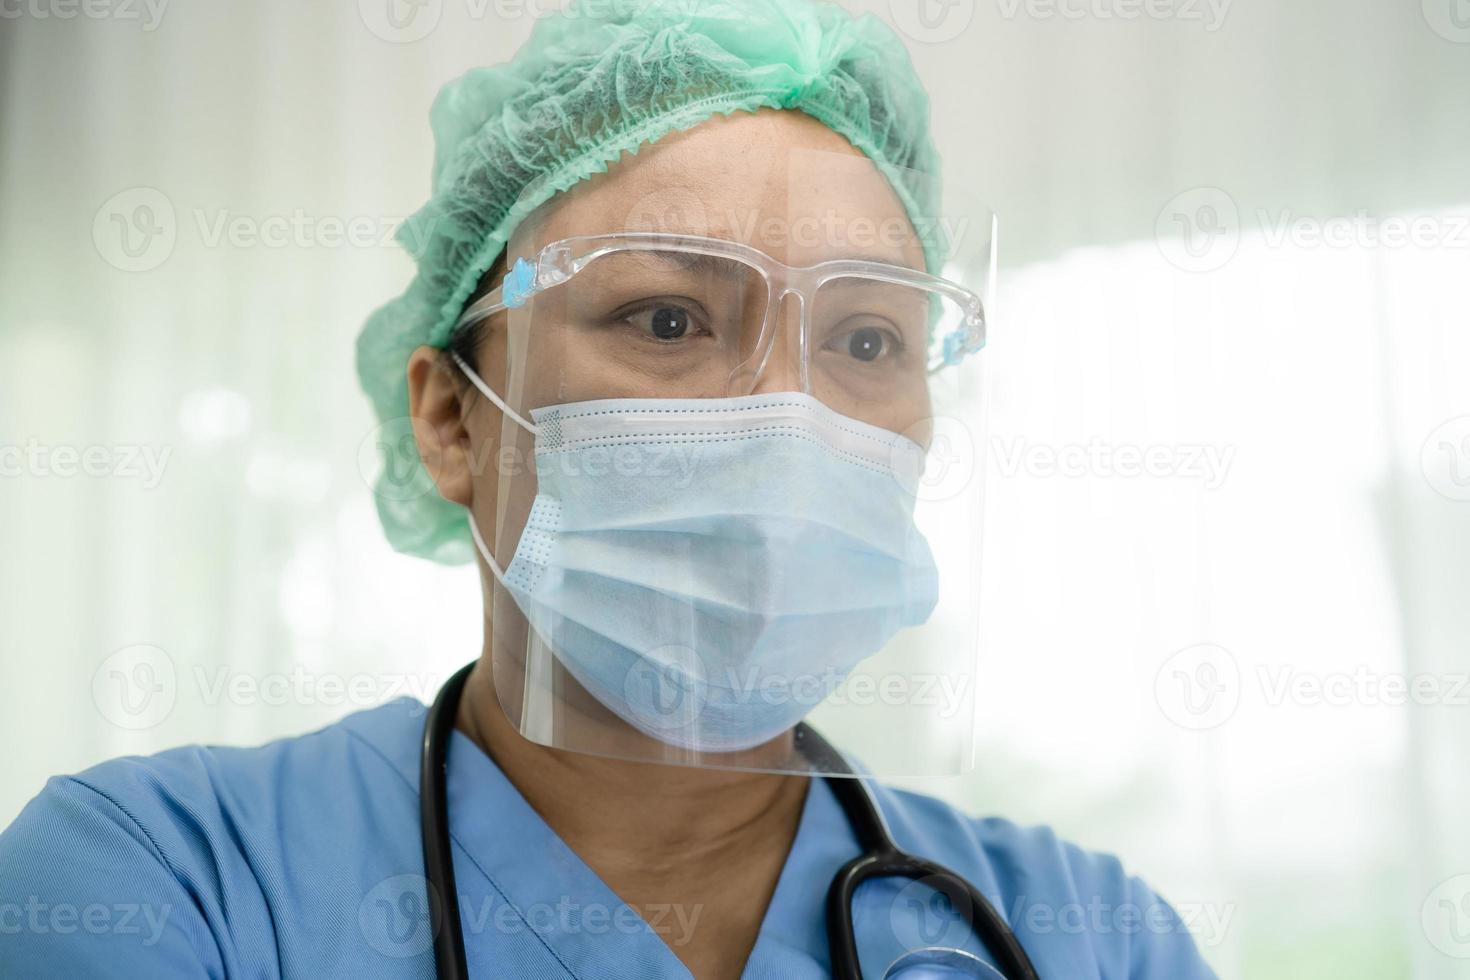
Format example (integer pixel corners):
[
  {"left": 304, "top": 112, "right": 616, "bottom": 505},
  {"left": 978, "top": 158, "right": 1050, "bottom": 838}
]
[{"left": 420, "top": 662, "right": 1041, "bottom": 980}]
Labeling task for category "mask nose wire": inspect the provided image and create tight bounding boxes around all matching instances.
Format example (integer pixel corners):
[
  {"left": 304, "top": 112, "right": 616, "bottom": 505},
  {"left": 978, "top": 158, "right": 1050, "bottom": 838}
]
[{"left": 448, "top": 349, "right": 534, "bottom": 586}]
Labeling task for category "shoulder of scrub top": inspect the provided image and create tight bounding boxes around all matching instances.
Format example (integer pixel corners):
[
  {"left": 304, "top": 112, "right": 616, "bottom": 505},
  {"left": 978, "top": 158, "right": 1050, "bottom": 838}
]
[
  {"left": 0, "top": 697, "right": 429, "bottom": 979},
  {"left": 0, "top": 705, "right": 1220, "bottom": 980},
  {"left": 867, "top": 782, "right": 1222, "bottom": 980}
]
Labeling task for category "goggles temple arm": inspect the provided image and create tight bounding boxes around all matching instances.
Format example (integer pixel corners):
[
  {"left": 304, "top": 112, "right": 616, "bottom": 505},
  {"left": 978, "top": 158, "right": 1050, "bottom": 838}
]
[{"left": 453, "top": 257, "right": 539, "bottom": 333}]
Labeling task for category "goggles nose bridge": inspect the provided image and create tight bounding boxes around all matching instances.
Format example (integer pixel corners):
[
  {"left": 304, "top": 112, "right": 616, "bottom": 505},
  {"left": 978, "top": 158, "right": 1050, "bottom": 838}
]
[{"left": 743, "top": 286, "right": 808, "bottom": 396}]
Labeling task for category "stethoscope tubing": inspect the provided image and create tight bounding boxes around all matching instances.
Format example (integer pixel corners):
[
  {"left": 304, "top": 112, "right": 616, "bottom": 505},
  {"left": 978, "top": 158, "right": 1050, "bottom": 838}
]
[{"left": 421, "top": 663, "right": 472, "bottom": 980}]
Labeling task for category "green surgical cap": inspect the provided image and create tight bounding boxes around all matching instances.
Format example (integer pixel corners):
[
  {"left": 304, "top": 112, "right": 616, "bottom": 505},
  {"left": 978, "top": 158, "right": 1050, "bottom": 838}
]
[{"left": 357, "top": 0, "right": 942, "bottom": 564}]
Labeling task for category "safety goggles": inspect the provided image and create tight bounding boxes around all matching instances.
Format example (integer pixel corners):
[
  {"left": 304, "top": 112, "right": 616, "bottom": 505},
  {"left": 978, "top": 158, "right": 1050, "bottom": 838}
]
[{"left": 455, "top": 231, "right": 987, "bottom": 372}]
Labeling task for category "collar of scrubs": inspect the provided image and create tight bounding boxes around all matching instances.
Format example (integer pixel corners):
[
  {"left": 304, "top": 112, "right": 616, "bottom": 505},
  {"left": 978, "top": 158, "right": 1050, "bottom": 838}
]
[
  {"left": 441, "top": 732, "right": 859, "bottom": 979},
  {"left": 343, "top": 699, "right": 1005, "bottom": 978}
]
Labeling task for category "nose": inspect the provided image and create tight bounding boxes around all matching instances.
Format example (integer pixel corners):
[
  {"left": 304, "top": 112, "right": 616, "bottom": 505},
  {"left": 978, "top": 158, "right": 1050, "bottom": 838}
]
[{"left": 747, "top": 290, "right": 805, "bottom": 396}]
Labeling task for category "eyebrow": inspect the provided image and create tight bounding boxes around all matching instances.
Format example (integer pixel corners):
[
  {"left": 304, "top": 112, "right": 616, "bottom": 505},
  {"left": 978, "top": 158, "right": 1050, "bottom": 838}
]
[
  {"left": 637, "top": 250, "right": 750, "bottom": 279},
  {"left": 636, "top": 247, "right": 922, "bottom": 277}
]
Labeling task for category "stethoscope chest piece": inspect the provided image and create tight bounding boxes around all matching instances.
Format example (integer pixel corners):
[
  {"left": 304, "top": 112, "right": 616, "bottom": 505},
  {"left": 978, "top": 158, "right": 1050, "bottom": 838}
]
[{"left": 884, "top": 946, "right": 1007, "bottom": 979}]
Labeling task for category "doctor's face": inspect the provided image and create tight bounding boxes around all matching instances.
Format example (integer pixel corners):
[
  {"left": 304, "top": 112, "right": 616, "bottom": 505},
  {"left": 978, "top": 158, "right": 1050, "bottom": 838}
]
[{"left": 436, "top": 107, "right": 952, "bottom": 758}]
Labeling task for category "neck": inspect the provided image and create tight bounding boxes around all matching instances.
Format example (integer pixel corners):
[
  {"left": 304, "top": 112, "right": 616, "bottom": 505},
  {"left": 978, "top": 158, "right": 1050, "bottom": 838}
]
[{"left": 453, "top": 652, "right": 810, "bottom": 885}]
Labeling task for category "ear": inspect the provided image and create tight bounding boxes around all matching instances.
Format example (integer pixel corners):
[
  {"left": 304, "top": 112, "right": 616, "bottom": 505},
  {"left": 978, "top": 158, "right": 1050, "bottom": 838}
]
[{"left": 406, "top": 345, "right": 491, "bottom": 508}]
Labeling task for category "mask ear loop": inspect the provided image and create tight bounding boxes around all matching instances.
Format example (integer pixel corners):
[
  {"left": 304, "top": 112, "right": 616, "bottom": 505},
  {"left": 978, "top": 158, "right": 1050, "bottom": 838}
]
[
  {"left": 464, "top": 506, "right": 508, "bottom": 585},
  {"left": 450, "top": 350, "right": 540, "bottom": 437},
  {"left": 451, "top": 348, "right": 564, "bottom": 738},
  {"left": 448, "top": 349, "right": 539, "bottom": 585}
]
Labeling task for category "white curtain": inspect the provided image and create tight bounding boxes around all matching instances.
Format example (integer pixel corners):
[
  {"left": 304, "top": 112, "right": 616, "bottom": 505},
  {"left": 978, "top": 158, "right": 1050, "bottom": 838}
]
[{"left": 3, "top": 2, "right": 1467, "bottom": 976}]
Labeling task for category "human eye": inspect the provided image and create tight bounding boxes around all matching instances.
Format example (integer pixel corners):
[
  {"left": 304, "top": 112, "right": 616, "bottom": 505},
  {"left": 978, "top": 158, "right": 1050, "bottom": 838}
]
[
  {"left": 822, "top": 319, "right": 908, "bottom": 363},
  {"left": 813, "top": 278, "right": 928, "bottom": 368},
  {"left": 614, "top": 298, "right": 711, "bottom": 343}
]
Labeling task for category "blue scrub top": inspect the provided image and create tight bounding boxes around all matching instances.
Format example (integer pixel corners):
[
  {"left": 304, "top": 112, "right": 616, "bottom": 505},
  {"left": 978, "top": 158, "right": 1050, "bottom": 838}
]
[{"left": 0, "top": 699, "right": 1217, "bottom": 978}]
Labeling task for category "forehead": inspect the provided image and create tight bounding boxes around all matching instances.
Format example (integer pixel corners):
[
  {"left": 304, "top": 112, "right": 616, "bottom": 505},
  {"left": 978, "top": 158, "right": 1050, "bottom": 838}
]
[{"left": 511, "top": 108, "right": 926, "bottom": 270}]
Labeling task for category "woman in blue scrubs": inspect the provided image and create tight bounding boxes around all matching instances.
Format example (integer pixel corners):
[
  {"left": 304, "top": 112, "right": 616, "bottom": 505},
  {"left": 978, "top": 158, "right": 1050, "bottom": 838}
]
[{"left": 1, "top": 2, "right": 1218, "bottom": 977}]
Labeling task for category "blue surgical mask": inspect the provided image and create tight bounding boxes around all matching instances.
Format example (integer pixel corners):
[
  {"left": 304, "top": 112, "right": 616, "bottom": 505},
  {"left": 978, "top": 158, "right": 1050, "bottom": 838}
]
[{"left": 457, "top": 359, "right": 939, "bottom": 753}]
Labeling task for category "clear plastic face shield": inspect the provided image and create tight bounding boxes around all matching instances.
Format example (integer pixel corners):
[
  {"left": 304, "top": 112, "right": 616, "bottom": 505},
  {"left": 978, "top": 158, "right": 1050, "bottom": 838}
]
[{"left": 453, "top": 142, "right": 995, "bottom": 778}]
